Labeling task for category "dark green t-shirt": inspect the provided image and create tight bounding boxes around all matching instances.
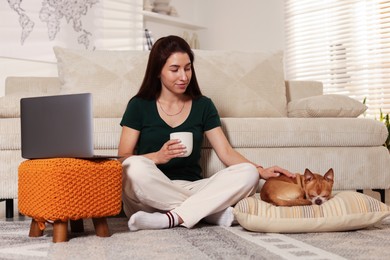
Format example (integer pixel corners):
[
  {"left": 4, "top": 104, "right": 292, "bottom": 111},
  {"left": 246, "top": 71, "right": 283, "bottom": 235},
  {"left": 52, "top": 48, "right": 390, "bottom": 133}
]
[{"left": 120, "top": 96, "right": 221, "bottom": 181}]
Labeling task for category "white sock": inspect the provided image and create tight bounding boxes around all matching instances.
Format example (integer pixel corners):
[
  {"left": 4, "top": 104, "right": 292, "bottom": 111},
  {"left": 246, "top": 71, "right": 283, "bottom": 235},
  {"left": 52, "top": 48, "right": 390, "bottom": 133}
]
[
  {"left": 128, "top": 211, "right": 179, "bottom": 231},
  {"left": 204, "top": 207, "right": 236, "bottom": 227}
]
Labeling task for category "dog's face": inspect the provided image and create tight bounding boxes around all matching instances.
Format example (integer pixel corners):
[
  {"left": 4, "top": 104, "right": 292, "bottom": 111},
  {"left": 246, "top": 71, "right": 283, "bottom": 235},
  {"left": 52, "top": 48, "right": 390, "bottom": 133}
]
[{"left": 303, "top": 168, "right": 334, "bottom": 205}]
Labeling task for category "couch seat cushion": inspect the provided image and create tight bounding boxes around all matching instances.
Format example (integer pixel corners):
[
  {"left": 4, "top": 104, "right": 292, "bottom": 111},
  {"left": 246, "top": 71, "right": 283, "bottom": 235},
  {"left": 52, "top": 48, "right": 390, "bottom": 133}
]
[
  {"left": 1, "top": 118, "right": 385, "bottom": 151},
  {"left": 209, "top": 118, "right": 388, "bottom": 148}
]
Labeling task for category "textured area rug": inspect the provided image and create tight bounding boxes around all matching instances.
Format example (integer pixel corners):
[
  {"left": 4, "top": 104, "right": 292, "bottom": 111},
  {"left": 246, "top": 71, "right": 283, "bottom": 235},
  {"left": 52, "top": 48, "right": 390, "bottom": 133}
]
[{"left": 1, "top": 216, "right": 390, "bottom": 260}]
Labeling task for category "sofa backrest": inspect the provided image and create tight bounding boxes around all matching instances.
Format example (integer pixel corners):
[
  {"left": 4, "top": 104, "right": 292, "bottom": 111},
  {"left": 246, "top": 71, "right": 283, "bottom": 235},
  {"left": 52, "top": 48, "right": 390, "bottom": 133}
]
[
  {"left": 286, "top": 80, "right": 323, "bottom": 102},
  {"left": 53, "top": 47, "right": 287, "bottom": 118},
  {"left": 5, "top": 77, "right": 61, "bottom": 95}
]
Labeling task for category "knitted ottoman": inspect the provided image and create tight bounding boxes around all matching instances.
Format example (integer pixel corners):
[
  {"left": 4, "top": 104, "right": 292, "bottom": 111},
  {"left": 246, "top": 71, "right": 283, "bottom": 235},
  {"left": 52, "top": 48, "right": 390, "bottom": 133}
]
[{"left": 18, "top": 158, "right": 122, "bottom": 242}]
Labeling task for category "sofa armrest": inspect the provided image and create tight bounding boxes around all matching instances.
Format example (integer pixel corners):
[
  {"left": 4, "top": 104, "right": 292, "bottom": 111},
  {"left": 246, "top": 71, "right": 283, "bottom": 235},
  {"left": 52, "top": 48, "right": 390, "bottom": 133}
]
[
  {"left": 286, "top": 80, "right": 323, "bottom": 102},
  {"left": 5, "top": 77, "right": 61, "bottom": 95},
  {"left": 0, "top": 77, "right": 61, "bottom": 118}
]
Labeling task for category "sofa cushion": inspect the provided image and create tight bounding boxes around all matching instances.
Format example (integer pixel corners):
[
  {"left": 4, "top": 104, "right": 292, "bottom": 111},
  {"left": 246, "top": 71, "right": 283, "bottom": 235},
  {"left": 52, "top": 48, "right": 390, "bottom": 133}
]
[
  {"left": 54, "top": 46, "right": 149, "bottom": 118},
  {"left": 53, "top": 47, "right": 287, "bottom": 118},
  {"left": 212, "top": 117, "right": 387, "bottom": 148},
  {"left": 1, "top": 117, "right": 386, "bottom": 151},
  {"left": 234, "top": 191, "right": 390, "bottom": 233},
  {"left": 194, "top": 50, "right": 287, "bottom": 117},
  {"left": 288, "top": 94, "right": 367, "bottom": 118}
]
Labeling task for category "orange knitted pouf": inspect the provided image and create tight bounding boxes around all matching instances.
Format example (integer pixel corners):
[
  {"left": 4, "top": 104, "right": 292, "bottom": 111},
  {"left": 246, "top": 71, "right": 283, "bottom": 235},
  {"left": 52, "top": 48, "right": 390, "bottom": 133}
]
[{"left": 18, "top": 158, "right": 122, "bottom": 242}]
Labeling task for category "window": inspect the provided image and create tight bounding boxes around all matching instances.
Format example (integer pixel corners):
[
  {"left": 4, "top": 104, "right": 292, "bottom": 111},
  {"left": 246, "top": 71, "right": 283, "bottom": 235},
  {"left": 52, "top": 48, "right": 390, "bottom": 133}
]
[
  {"left": 284, "top": 0, "right": 390, "bottom": 117},
  {"left": 95, "top": 0, "right": 144, "bottom": 50}
]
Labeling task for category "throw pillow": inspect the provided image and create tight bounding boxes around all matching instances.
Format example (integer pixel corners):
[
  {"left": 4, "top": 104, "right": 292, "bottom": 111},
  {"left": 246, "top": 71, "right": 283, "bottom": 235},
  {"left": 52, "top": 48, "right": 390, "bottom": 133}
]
[
  {"left": 234, "top": 191, "right": 390, "bottom": 233},
  {"left": 53, "top": 47, "right": 288, "bottom": 118},
  {"left": 53, "top": 46, "right": 149, "bottom": 118},
  {"left": 288, "top": 94, "right": 367, "bottom": 118},
  {"left": 193, "top": 50, "right": 287, "bottom": 117}
]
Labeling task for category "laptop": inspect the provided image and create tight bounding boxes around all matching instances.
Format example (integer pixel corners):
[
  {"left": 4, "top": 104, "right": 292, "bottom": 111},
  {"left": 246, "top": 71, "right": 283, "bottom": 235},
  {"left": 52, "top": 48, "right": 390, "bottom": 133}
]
[{"left": 20, "top": 93, "right": 121, "bottom": 159}]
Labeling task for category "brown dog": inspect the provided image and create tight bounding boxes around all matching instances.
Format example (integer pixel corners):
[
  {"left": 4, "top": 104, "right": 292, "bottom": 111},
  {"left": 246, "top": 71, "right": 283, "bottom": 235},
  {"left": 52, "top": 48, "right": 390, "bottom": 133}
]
[{"left": 260, "top": 168, "right": 334, "bottom": 206}]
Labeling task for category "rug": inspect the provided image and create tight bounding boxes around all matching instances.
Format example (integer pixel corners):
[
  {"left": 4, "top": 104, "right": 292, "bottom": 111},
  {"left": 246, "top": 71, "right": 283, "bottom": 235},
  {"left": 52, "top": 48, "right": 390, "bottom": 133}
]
[{"left": 1, "top": 216, "right": 389, "bottom": 260}]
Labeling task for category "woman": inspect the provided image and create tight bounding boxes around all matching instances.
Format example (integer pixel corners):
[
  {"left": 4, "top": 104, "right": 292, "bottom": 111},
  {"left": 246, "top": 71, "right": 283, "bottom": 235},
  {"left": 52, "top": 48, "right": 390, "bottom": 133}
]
[{"left": 118, "top": 35, "right": 294, "bottom": 231}]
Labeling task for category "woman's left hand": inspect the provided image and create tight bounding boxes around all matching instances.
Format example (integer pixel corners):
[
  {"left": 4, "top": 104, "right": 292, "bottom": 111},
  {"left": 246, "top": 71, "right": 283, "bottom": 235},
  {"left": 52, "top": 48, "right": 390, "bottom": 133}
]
[{"left": 258, "top": 166, "right": 295, "bottom": 180}]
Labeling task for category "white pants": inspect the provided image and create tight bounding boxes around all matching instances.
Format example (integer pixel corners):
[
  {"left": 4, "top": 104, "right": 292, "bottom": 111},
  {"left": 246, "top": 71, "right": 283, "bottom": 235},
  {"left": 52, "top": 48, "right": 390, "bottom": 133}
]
[{"left": 122, "top": 156, "right": 259, "bottom": 228}]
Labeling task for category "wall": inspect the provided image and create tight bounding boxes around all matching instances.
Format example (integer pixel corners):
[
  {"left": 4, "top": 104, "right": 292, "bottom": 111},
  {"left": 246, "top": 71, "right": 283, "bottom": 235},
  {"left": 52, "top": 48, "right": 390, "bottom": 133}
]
[
  {"left": 146, "top": 0, "right": 285, "bottom": 52},
  {"left": 0, "top": 0, "right": 285, "bottom": 96},
  {"left": 143, "top": 0, "right": 201, "bottom": 42},
  {"left": 197, "top": 0, "right": 285, "bottom": 52},
  {"left": 0, "top": 0, "right": 144, "bottom": 96}
]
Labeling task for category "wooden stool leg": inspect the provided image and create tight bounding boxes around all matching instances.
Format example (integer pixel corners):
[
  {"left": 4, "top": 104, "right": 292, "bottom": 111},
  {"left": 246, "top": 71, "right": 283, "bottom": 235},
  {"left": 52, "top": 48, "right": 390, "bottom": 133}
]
[
  {"left": 93, "top": 217, "right": 110, "bottom": 237},
  {"left": 29, "top": 219, "right": 43, "bottom": 237},
  {"left": 70, "top": 219, "right": 84, "bottom": 233},
  {"left": 53, "top": 220, "right": 68, "bottom": 243}
]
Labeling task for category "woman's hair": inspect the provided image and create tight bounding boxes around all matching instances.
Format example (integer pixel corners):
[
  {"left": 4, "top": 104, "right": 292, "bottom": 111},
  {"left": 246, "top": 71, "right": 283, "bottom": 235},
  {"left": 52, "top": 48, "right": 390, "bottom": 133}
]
[{"left": 135, "top": 35, "right": 202, "bottom": 100}]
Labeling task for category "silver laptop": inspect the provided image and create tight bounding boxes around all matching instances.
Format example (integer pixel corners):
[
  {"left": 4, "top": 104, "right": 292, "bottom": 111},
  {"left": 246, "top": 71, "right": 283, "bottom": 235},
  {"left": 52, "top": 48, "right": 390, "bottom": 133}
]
[{"left": 20, "top": 93, "right": 121, "bottom": 159}]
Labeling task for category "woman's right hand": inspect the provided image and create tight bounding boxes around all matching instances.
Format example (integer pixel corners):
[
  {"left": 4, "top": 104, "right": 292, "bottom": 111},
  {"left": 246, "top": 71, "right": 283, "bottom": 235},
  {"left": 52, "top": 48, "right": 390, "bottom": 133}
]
[
  {"left": 258, "top": 166, "right": 295, "bottom": 180},
  {"left": 153, "top": 139, "right": 186, "bottom": 164}
]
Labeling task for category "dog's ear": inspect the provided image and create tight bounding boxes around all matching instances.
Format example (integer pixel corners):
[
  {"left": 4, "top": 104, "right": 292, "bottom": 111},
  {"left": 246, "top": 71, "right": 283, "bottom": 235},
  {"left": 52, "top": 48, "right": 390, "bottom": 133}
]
[
  {"left": 304, "top": 169, "right": 314, "bottom": 181},
  {"left": 304, "top": 168, "right": 313, "bottom": 174},
  {"left": 324, "top": 168, "right": 334, "bottom": 182}
]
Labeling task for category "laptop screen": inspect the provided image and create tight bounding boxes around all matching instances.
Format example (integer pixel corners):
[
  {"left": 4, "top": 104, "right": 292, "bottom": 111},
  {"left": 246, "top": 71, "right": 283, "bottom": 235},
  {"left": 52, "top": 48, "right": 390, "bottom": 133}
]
[{"left": 20, "top": 93, "right": 94, "bottom": 159}]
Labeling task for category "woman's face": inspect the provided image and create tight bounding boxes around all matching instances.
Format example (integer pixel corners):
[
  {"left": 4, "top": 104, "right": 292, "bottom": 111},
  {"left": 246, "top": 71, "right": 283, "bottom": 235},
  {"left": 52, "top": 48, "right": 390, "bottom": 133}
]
[{"left": 160, "top": 52, "right": 192, "bottom": 95}]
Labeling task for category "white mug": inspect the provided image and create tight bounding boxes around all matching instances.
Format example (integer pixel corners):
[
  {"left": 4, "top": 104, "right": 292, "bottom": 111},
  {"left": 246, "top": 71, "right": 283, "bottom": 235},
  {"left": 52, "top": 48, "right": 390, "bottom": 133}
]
[{"left": 169, "top": 132, "right": 193, "bottom": 157}]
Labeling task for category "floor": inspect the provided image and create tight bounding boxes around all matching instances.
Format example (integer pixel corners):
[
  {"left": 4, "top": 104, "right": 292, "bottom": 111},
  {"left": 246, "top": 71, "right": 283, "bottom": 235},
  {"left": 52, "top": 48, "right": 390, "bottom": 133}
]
[{"left": 1, "top": 189, "right": 390, "bottom": 220}]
